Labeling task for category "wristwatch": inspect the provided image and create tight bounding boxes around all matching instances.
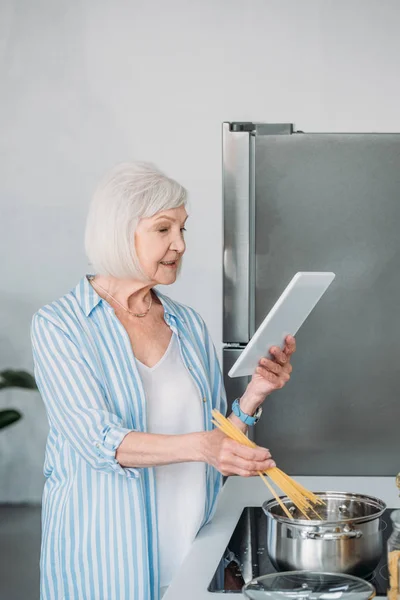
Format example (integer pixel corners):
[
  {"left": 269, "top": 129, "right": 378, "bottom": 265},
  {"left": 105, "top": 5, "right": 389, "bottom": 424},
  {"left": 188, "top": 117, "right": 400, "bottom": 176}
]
[{"left": 232, "top": 398, "right": 263, "bottom": 426}]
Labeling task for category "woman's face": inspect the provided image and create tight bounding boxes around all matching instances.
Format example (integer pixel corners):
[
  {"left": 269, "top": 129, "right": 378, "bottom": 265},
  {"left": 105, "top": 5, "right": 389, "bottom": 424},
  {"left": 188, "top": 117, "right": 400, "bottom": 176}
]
[{"left": 135, "top": 205, "right": 188, "bottom": 285}]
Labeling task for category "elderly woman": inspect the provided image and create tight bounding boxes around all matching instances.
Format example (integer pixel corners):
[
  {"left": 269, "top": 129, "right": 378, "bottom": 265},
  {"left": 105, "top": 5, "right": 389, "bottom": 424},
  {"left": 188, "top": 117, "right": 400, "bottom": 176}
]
[{"left": 31, "top": 162, "right": 295, "bottom": 600}]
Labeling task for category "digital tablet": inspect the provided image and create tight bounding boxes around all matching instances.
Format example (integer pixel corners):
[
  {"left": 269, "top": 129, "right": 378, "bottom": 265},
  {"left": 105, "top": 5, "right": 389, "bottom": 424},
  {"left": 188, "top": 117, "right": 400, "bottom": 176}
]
[{"left": 228, "top": 271, "right": 335, "bottom": 378}]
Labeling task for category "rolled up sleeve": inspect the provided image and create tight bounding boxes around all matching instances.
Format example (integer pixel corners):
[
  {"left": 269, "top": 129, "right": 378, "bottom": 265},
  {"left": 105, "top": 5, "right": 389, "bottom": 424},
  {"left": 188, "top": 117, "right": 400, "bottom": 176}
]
[{"left": 31, "top": 313, "right": 140, "bottom": 478}]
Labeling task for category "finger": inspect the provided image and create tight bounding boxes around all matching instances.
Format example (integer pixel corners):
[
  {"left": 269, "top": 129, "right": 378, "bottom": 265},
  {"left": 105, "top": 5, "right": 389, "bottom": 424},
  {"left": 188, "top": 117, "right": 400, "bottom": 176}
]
[
  {"left": 255, "top": 366, "right": 280, "bottom": 384},
  {"left": 234, "top": 461, "right": 277, "bottom": 477},
  {"left": 225, "top": 455, "right": 276, "bottom": 474},
  {"left": 258, "top": 357, "right": 281, "bottom": 375},
  {"left": 269, "top": 346, "right": 287, "bottom": 366},
  {"left": 234, "top": 469, "right": 259, "bottom": 478},
  {"left": 227, "top": 440, "right": 271, "bottom": 461},
  {"left": 236, "top": 469, "right": 271, "bottom": 478},
  {"left": 282, "top": 362, "right": 293, "bottom": 374},
  {"left": 225, "top": 459, "right": 277, "bottom": 477},
  {"left": 284, "top": 335, "right": 296, "bottom": 357},
  {"left": 257, "top": 366, "right": 290, "bottom": 388}
]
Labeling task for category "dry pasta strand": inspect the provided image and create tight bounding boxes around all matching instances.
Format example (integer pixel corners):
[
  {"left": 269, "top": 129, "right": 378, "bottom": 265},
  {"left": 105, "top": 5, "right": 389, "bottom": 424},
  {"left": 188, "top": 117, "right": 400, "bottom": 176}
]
[
  {"left": 276, "top": 468, "right": 325, "bottom": 505},
  {"left": 258, "top": 472, "right": 294, "bottom": 519}
]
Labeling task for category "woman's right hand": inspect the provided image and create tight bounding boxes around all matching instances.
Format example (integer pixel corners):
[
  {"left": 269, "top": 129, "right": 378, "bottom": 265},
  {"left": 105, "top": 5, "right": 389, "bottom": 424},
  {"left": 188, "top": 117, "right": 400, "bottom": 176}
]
[{"left": 198, "top": 429, "right": 276, "bottom": 477}]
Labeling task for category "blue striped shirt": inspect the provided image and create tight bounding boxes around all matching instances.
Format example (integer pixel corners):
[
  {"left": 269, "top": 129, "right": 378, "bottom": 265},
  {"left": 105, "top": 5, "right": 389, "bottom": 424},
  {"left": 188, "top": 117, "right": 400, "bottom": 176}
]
[{"left": 31, "top": 275, "right": 227, "bottom": 600}]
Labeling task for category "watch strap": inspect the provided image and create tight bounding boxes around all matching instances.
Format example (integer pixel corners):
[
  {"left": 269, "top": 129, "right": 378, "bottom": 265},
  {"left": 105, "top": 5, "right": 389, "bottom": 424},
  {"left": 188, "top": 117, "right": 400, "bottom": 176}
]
[{"left": 232, "top": 398, "right": 262, "bottom": 426}]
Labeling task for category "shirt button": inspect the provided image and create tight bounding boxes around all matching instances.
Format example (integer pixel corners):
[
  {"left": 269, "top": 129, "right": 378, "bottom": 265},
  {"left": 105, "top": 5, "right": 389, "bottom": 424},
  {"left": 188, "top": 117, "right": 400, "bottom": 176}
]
[
  {"left": 188, "top": 365, "right": 192, "bottom": 370},
  {"left": 202, "top": 397, "right": 207, "bottom": 403}
]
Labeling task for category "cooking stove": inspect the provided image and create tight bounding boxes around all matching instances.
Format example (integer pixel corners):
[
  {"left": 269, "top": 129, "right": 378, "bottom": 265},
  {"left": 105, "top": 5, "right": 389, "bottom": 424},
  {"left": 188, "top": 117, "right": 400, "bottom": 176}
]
[{"left": 208, "top": 507, "right": 394, "bottom": 595}]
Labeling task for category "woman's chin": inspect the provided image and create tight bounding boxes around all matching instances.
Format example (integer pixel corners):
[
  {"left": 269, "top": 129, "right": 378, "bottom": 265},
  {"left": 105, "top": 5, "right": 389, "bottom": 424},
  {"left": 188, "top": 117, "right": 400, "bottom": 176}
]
[
  {"left": 153, "top": 272, "right": 178, "bottom": 286},
  {"left": 159, "top": 274, "right": 178, "bottom": 285}
]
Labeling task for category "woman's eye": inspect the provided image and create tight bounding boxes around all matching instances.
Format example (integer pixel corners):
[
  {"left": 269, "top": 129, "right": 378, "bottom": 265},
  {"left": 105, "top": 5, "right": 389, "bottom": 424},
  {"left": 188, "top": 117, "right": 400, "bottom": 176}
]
[{"left": 157, "top": 226, "right": 186, "bottom": 233}]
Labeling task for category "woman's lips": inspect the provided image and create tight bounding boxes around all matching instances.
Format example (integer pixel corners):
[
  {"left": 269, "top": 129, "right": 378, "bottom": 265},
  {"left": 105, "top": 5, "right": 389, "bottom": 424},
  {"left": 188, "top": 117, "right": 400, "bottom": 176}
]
[{"left": 160, "top": 260, "right": 178, "bottom": 269}]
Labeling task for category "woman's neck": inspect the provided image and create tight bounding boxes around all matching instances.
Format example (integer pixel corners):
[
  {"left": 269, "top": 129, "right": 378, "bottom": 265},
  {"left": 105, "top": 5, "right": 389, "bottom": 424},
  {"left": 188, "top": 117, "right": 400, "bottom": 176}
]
[{"left": 91, "top": 274, "right": 154, "bottom": 313}]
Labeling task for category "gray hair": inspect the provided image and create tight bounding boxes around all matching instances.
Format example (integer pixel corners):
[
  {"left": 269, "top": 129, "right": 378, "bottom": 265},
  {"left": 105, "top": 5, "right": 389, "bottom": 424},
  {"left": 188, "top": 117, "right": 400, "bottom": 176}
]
[{"left": 85, "top": 161, "right": 187, "bottom": 279}]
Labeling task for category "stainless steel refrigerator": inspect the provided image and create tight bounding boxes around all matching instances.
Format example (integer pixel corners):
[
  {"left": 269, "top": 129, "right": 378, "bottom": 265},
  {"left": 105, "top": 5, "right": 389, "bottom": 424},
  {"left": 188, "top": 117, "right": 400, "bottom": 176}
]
[{"left": 222, "top": 121, "right": 400, "bottom": 476}]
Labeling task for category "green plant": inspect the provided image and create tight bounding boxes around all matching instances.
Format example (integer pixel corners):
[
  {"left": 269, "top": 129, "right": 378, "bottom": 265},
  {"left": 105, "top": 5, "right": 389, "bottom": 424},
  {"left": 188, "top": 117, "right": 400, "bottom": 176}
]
[{"left": 0, "top": 369, "right": 38, "bottom": 430}]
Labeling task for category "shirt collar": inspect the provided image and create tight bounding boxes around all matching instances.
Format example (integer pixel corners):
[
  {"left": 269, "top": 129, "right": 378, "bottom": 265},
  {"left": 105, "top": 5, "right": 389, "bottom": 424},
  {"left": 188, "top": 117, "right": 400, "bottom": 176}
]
[{"left": 74, "top": 275, "right": 185, "bottom": 324}]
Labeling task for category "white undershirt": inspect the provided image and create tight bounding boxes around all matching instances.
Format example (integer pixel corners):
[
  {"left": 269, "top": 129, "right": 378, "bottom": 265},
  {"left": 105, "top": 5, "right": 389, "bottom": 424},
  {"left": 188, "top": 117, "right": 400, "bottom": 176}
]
[{"left": 136, "top": 332, "right": 206, "bottom": 592}]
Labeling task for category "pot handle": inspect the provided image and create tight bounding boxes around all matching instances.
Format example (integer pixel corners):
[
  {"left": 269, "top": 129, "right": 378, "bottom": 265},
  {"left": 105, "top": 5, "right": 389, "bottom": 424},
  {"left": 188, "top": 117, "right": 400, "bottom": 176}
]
[{"left": 301, "top": 527, "right": 363, "bottom": 540}]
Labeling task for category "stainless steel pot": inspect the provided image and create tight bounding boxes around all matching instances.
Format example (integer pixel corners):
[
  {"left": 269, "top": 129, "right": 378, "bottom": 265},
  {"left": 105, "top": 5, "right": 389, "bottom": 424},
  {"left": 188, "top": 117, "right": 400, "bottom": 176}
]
[{"left": 262, "top": 491, "right": 386, "bottom": 577}]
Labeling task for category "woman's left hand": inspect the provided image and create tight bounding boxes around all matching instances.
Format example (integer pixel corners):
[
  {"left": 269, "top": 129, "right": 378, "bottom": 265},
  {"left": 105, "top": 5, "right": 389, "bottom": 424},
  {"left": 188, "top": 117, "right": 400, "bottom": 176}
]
[{"left": 240, "top": 335, "right": 296, "bottom": 412}]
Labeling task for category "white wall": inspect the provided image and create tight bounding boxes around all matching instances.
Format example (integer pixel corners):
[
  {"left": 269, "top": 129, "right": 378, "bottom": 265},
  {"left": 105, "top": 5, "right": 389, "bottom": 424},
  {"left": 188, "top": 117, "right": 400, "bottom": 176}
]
[{"left": 1, "top": 0, "right": 399, "bottom": 502}]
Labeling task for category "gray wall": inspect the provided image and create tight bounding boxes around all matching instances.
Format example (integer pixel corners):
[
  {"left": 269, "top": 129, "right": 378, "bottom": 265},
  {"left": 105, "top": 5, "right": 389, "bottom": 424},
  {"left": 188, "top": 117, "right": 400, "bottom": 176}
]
[{"left": 1, "top": 0, "right": 400, "bottom": 502}]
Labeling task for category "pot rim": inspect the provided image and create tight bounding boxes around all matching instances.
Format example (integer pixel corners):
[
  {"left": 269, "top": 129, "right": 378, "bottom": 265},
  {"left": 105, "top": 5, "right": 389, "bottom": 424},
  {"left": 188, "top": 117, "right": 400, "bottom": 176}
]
[{"left": 262, "top": 490, "right": 387, "bottom": 525}]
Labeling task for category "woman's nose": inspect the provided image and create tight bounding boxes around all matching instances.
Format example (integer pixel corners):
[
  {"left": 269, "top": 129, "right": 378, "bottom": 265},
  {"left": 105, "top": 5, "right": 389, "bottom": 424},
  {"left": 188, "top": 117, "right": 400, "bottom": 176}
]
[{"left": 171, "top": 235, "right": 186, "bottom": 254}]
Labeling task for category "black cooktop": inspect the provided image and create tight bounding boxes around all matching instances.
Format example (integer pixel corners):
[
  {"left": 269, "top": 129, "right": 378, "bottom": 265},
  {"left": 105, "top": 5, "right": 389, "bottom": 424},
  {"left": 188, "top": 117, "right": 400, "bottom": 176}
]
[{"left": 208, "top": 507, "right": 394, "bottom": 595}]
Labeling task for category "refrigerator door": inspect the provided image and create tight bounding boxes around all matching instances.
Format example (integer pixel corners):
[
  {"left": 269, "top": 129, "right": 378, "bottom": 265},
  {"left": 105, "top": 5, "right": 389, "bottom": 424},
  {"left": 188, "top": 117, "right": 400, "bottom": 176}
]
[{"left": 251, "top": 131, "right": 400, "bottom": 475}]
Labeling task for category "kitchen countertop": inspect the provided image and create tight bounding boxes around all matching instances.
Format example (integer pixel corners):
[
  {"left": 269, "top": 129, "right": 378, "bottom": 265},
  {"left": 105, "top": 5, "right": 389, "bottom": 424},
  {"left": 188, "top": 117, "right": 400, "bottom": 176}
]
[{"left": 164, "top": 476, "right": 400, "bottom": 600}]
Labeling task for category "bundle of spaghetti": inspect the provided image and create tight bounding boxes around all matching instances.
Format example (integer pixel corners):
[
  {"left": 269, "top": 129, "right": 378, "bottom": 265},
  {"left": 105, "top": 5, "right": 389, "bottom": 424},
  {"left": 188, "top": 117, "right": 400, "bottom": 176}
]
[{"left": 212, "top": 409, "right": 325, "bottom": 520}]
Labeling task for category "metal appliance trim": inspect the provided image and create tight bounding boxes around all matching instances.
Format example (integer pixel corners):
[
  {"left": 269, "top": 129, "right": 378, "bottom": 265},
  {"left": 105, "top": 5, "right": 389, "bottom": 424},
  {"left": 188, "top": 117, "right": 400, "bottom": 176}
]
[
  {"left": 222, "top": 122, "right": 251, "bottom": 343},
  {"left": 249, "top": 133, "right": 256, "bottom": 337}
]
